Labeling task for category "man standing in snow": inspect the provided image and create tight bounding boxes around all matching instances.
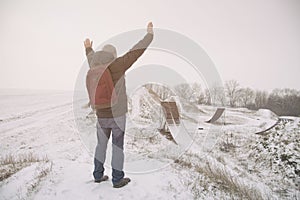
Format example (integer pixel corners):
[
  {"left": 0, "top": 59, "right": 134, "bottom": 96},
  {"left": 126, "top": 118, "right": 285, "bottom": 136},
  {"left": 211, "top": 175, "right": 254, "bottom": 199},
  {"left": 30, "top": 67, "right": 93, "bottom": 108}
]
[{"left": 84, "top": 22, "right": 154, "bottom": 188}]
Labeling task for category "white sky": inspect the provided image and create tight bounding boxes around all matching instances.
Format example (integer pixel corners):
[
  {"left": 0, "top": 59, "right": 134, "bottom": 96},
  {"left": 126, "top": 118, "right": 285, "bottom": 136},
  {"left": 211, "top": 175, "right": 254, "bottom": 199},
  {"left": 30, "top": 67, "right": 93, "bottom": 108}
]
[{"left": 0, "top": 0, "right": 299, "bottom": 91}]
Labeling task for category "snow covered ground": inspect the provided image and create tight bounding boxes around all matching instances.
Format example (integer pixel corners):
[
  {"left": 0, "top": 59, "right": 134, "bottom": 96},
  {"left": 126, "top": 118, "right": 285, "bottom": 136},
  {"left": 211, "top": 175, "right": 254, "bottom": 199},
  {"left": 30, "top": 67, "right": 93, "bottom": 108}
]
[{"left": 0, "top": 89, "right": 299, "bottom": 199}]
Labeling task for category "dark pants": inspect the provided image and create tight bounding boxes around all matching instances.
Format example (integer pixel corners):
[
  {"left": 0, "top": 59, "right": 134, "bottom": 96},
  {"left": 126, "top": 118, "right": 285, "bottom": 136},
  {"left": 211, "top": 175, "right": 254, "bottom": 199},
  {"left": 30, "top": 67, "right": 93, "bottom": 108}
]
[{"left": 93, "top": 115, "right": 126, "bottom": 185}]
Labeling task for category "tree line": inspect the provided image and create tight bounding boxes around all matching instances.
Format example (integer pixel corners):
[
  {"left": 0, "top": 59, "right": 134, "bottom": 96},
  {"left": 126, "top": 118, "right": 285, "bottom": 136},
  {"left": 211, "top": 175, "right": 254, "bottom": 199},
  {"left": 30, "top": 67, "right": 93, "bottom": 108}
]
[{"left": 172, "top": 80, "right": 300, "bottom": 117}]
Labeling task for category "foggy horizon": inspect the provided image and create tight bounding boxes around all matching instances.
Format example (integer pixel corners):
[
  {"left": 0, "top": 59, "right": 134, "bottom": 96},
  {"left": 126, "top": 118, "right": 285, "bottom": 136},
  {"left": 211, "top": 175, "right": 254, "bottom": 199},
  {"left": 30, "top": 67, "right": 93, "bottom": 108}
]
[{"left": 1, "top": 0, "right": 300, "bottom": 92}]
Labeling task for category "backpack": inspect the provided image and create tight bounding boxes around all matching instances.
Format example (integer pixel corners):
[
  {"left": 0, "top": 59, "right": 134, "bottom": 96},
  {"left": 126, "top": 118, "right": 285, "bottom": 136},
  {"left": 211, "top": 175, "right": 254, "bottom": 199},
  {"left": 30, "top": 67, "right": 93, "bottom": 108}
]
[{"left": 86, "top": 64, "right": 118, "bottom": 109}]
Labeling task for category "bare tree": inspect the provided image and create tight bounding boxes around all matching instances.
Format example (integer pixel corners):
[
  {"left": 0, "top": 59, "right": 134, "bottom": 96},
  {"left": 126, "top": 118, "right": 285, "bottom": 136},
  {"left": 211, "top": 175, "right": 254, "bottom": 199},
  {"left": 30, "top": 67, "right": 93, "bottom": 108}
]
[
  {"left": 267, "top": 88, "right": 300, "bottom": 116},
  {"left": 145, "top": 84, "right": 173, "bottom": 101},
  {"left": 255, "top": 90, "right": 268, "bottom": 109},
  {"left": 204, "top": 89, "right": 212, "bottom": 105},
  {"left": 174, "top": 83, "right": 193, "bottom": 100},
  {"left": 190, "top": 83, "right": 205, "bottom": 104},
  {"left": 225, "top": 80, "right": 241, "bottom": 107},
  {"left": 209, "top": 85, "right": 226, "bottom": 106},
  {"left": 239, "top": 87, "right": 255, "bottom": 107}
]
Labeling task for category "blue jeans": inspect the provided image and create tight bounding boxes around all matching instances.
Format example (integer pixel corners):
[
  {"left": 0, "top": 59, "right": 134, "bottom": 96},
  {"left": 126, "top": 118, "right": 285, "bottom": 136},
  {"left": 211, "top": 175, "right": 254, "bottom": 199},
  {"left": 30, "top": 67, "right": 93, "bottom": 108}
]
[{"left": 93, "top": 115, "right": 126, "bottom": 185}]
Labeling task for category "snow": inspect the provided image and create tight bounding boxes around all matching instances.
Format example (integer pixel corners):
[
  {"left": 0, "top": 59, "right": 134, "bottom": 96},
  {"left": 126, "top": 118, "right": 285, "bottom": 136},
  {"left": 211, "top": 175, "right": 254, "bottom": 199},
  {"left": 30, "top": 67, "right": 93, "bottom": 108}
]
[{"left": 0, "top": 89, "right": 299, "bottom": 199}]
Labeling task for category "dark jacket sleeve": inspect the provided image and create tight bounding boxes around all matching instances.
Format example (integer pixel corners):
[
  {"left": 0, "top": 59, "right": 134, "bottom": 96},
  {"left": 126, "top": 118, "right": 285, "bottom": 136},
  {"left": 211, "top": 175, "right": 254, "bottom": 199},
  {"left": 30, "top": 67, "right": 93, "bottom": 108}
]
[
  {"left": 85, "top": 47, "right": 95, "bottom": 68},
  {"left": 119, "top": 33, "right": 153, "bottom": 71}
]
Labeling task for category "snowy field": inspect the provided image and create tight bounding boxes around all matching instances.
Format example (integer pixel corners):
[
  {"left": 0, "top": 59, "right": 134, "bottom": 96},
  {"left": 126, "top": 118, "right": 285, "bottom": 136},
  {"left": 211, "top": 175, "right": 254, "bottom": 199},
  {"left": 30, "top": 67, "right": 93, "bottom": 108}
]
[{"left": 0, "top": 89, "right": 299, "bottom": 199}]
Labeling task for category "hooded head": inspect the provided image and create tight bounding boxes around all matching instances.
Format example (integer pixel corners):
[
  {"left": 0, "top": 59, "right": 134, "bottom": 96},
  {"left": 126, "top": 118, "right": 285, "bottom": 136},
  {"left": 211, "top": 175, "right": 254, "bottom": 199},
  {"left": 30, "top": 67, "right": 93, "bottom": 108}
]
[
  {"left": 90, "top": 51, "right": 115, "bottom": 68},
  {"left": 102, "top": 44, "right": 117, "bottom": 58}
]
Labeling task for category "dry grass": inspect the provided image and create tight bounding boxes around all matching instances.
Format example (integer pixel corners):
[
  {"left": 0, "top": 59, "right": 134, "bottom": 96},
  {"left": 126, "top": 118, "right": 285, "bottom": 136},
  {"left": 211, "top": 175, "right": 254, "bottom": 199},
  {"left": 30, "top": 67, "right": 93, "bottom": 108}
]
[
  {"left": 172, "top": 154, "right": 266, "bottom": 200},
  {"left": 174, "top": 158, "right": 192, "bottom": 169},
  {"left": 219, "top": 132, "right": 237, "bottom": 153},
  {"left": 0, "top": 153, "right": 49, "bottom": 181},
  {"left": 195, "top": 162, "right": 265, "bottom": 200},
  {"left": 28, "top": 161, "right": 52, "bottom": 194}
]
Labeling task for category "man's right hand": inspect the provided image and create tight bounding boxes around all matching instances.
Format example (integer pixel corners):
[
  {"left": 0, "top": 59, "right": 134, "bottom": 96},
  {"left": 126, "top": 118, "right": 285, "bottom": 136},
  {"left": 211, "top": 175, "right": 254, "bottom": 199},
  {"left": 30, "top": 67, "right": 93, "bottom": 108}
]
[{"left": 84, "top": 38, "right": 93, "bottom": 49}]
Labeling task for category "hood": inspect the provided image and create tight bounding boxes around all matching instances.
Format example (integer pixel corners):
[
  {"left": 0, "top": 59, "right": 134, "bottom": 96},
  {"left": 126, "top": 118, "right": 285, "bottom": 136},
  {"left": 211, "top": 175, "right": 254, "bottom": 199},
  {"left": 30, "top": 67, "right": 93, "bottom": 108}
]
[{"left": 90, "top": 51, "right": 115, "bottom": 68}]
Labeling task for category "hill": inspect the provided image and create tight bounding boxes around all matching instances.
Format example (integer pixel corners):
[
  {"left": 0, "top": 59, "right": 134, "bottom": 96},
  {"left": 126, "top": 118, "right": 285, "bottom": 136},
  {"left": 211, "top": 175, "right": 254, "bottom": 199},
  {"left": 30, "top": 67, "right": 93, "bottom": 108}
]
[{"left": 0, "top": 90, "right": 299, "bottom": 199}]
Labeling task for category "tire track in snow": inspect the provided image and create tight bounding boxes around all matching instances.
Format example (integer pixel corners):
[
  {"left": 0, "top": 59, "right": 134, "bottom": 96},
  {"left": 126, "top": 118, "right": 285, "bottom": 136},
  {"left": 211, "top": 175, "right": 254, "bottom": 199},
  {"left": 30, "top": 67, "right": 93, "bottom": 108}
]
[
  {"left": 0, "top": 101, "right": 82, "bottom": 162},
  {"left": 0, "top": 102, "right": 74, "bottom": 135},
  {"left": 0, "top": 101, "right": 73, "bottom": 124}
]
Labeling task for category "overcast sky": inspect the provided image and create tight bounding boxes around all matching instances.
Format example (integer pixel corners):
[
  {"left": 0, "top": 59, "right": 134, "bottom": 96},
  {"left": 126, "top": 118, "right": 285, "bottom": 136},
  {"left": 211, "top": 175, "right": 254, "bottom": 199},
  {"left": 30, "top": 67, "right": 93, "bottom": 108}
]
[{"left": 0, "top": 0, "right": 299, "bottom": 91}]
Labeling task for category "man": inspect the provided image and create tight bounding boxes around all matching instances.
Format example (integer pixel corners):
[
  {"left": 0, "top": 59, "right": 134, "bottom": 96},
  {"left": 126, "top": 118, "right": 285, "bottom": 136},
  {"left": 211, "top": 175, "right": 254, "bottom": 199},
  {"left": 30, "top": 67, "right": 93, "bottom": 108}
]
[{"left": 84, "top": 22, "right": 154, "bottom": 188}]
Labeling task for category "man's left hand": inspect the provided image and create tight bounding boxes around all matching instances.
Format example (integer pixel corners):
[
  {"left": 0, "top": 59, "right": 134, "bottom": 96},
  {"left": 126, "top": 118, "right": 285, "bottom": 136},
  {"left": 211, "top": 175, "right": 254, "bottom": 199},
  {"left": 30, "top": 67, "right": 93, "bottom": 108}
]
[{"left": 84, "top": 38, "right": 93, "bottom": 48}]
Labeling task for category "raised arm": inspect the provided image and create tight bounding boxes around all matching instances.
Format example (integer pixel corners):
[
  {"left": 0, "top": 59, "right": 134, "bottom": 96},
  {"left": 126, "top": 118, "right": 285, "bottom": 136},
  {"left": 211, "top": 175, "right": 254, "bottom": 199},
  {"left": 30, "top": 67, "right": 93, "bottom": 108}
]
[
  {"left": 84, "top": 38, "right": 94, "bottom": 67},
  {"left": 119, "top": 22, "right": 154, "bottom": 71}
]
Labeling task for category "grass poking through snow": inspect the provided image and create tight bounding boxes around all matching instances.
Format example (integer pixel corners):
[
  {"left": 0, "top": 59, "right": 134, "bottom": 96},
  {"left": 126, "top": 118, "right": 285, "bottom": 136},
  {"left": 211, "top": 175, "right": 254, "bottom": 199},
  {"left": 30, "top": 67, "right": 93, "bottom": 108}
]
[{"left": 0, "top": 152, "right": 49, "bottom": 181}]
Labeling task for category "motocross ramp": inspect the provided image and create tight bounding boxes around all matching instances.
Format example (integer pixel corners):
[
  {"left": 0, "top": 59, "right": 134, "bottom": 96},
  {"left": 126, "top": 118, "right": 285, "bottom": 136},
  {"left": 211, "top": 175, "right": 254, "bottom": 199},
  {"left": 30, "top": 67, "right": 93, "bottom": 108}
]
[
  {"left": 254, "top": 119, "right": 279, "bottom": 135},
  {"left": 159, "top": 102, "right": 180, "bottom": 143},
  {"left": 161, "top": 102, "right": 180, "bottom": 125},
  {"left": 206, "top": 108, "right": 225, "bottom": 123},
  {"left": 160, "top": 102, "right": 193, "bottom": 147},
  {"left": 167, "top": 123, "right": 193, "bottom": 148}
]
